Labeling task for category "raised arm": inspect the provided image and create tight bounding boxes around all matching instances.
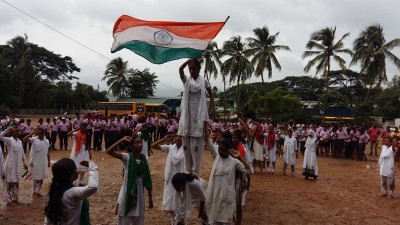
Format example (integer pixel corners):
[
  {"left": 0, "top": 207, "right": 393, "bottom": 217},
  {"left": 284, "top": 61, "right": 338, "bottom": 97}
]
[
  {"left": 23, "top": 131, "right": 35, "bottom": 143},
  {"left": 238, "top": 118, "right": 251, "bottom": 140},
  {"left": 151, "top": 134, "right": 176, "bottom": 150},
  {"left": 67, "top": 127, "right": 80, "bottom": 137},
  {"left": 0, "top": 128, "right": 11, "bottom": 142},
  {"left": 206, "top": 138, "right": 218, "bottom": 160},
  {"left": 106, "top": 136, "right": 132, "bottom": 160},
  {"left": 67, "top": 161, "right": 99, "bottom": 201},
  {"left": 179, "top": 60, "right": 190, "bottom": 82}
]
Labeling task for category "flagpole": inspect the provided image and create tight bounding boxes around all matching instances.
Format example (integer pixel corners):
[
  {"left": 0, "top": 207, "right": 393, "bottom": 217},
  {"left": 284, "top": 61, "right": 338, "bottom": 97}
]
[{"left": 225, "top": 16, "right": 230, "bottom": 22}]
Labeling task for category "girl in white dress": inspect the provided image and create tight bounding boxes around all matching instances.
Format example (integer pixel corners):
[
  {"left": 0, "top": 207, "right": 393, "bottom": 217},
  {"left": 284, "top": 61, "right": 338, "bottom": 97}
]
[
  {"left": 23, "top": 128, "right": 50, "bottom": 196},
  {"left": 69, "top": 124, "right": 92, "bottom": 186},
  {"left": 107, "top": 134, "right": 153, "bottom": 225},
  {"left": 283, "top": 129, "right": 298, "bottom": 176},
  {"left": 0, "top": 126, "right": 28, "bottom": 205},
  {"left": 302, "top": 130, "right": 318, "bottom": 180},
  {"left": 379, "top": 138, "right": 397, "bottom": 197},
  {"left": 44, "top": 158, "right": 98, "bottom": 225},
  {"left": 151, "top": 134, "right": 185, "bottom": 214}
]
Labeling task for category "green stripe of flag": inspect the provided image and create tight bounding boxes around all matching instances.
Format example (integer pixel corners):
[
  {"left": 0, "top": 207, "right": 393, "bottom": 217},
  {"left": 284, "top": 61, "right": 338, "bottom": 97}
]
[
  {"left": 112, "top": 40, "right": 204, "bottom": 64},
  {"left": 21, "top": 170, "right": 29, "bottom": 178}
]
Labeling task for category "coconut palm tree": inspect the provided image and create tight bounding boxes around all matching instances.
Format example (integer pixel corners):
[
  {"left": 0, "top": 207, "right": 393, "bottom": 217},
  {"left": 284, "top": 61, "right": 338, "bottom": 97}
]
[
  {"left": 351, "top": 24, "right": 400, "bottom": 101},
  {"left": 102, "top": 57, "right": 130, "bottom": 99},
  {"left": 198, "top": 41, "right": 222, "bottom": 81},
  {"left": 303, "top": 27, "right": 352, "bottom": 121},
  {"left": 246, "top": 26, "right": 291, "bottom": 82},
  {"left": 221, "top": 36, "right": 253, "bottom": 114},
  {"left": 303, "top": 27, "right": 353, "bottom": 90},
  {"left": 1, "top": 34, "right": 34, "bottom": 106}
]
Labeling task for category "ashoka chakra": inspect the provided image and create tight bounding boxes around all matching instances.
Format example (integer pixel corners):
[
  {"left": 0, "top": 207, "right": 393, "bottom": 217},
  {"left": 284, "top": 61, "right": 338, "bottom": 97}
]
[{"left": 154, "top": 30, "right": 173, "bottom": 45}]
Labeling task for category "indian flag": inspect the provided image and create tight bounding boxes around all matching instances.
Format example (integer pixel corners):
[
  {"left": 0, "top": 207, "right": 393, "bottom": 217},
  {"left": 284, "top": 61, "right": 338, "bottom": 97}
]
[
  {"left": 230, "top": 114, "right": 238, "bottom": 120},
  {"left": 111, "top": 15, "right": 228, "bottom": 64},
  {"left": 246, "top": 118, "right": 253, "bottom": 125},
  {"left": 21, "top": 170, "right": 32, "bottom": 181}
]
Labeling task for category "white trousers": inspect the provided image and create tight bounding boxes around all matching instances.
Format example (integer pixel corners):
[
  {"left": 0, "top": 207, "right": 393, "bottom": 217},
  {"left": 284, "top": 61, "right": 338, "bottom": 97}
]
[{"left": 183, "top": 136, "right": 204, "bottom": 174}]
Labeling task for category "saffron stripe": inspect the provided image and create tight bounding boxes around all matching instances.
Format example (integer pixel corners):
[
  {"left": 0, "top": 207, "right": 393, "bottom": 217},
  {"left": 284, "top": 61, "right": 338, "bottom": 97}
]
[{"left": 113, "top": 15, "right": 226, "bottom": 40}]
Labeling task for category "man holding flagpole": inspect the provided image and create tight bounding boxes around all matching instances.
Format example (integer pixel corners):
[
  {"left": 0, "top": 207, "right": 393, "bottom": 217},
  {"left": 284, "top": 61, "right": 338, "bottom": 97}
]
[{"left": 178, "top": 59, "right": 214, "bottom": 175}]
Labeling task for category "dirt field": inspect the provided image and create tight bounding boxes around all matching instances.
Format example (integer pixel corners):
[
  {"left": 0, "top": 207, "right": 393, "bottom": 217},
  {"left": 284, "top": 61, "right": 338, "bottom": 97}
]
[{"left": 1, "top": 136, "right": 399, "bottom": 224}]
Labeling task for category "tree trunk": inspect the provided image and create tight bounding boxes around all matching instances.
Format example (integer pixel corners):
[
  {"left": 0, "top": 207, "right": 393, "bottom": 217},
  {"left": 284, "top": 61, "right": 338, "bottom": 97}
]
[
  {"left": 261, "top": 74, "right": 265, "bottom": 83},
  {"left": 364, "top": 83, "right": 373, "bottom": 103},
  {"left": 223, "top": 77, "right": 226, "bottom": 120},
  {"left": 236, "top": 75, "right": 241, "bottom": 115}
]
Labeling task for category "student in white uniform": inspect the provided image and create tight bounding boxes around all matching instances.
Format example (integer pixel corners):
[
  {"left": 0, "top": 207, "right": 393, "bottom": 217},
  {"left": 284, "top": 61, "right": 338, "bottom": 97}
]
[
  {"left": 171, "top": 173, "right": 208, "bottom": 225},
  {"left": 178, "top": 59, "right": 214, "bottom": 175},
  {"left": 107, "top": 135, "right": 153, "bottom": 225},
  {"left": 23, "top": 128, "right": 50, "bottom": 196},
  {"left": 206, "top": 138, "right": 253, "bottom": 225},
  {"left": 379, "top": 137, "right": 397, "bottom": 197},
  {"left": 0, "top": 126, "right": 28, "bottom": 205},
  {"left": 44, "top": 158, "right": 98, "bottom": 225},
  {"left": 151, "top": 134, "right": 185, "bottom": 213},
  {"left": 69, "top": 123, "right": 92, "bottom": 186},
  {"left": 282, "top": 129, "right": 298, "bottom": 176}
]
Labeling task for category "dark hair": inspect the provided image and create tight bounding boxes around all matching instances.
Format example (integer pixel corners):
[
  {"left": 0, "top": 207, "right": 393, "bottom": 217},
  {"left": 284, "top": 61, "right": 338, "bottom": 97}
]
[
  {"left": 188, "top": 58, "right": 201, "bottom": 70},
  {"left": 171, "top": 173, "right": 196, "bottom": 186},
  {"left": 45, "top": 158, "right": 77, "bottom": 224},
  {"left": 232, "top": 129, "right": 245, "bottom": 144},
  {"left": 127, "top": 134, "right": 141, "bottom": 153},
  {"left": 218, "top": 138, "right": 233, "bottom": 150}
]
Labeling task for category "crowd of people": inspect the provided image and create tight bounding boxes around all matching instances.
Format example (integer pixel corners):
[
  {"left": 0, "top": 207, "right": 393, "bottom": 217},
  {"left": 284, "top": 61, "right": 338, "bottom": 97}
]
[{"left": 0, "top": 59, "right": 398, "bottom": 225}]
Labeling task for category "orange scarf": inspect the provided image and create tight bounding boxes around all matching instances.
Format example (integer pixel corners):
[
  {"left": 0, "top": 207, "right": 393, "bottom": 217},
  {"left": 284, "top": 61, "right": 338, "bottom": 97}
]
[
  {"left": 75, "top": 131, "right": 86, "bottom": 156},
  {"left": 267, "top": 132, "right": 275, "bottom": 151},
  {"left": 255, "top": 125, "right": 264, "bottom": 145},
  {"left": 237, "top": 143, "right": 246, "bottom": 158}
]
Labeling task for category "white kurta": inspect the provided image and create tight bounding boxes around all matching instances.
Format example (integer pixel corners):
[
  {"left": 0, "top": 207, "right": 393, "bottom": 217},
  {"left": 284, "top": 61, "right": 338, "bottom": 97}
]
[
  {"left": 0, "top": 132, "right": 27, "bottom": 182},
  {"left": 283, "top": 136, "right": 297, "bottom": 165},
  {"left": 171, "top": 179, "right": 206, "bottom": 225},
  {"left": 70, "top": 132, "right": 90, "bottom": 172},
  {"left": 0, "top": 145, "right": 4, "bottom": 178},
  {"left": 44, "top": 162, "right": 98, "bottom": 225},
  {"left": 379, "top": 145, "right": 394, "bottom": 177},
  {"left": 265, "top": 133, "right": 278, "bottom": 162},
  {"left": 117, "top": 153, "right": 145, "bottom": 218},
  {"left": 29, "top": 137, "right": 49, "bottom": 180},
  {"left": 252, "top": 141, "right": 264, "bottom": 162},
  {"left": 206, "top": 139, "right": 253, "bottom": 223},
  {"left": 303, "top": 137, "right": 318, "bottom": 176},
  {"left": 160, "top": 144, "right": 185, "bottom": 211}
]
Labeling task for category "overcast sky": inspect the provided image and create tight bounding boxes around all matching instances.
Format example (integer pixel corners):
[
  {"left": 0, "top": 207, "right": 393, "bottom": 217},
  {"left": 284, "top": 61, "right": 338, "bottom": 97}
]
[{"left": 1, "top": 0, "right": 399, "bottom": 97}]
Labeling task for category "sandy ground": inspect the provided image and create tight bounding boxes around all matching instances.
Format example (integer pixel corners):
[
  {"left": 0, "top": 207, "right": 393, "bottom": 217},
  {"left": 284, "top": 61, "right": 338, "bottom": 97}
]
[{"left": 1, "top": 138, "right": 400, "bottom": 225}]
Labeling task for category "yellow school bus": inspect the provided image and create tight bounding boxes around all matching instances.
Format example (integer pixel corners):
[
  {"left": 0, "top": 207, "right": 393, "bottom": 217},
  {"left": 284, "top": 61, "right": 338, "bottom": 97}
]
[{"left": 97, "top": 102, "right": 168, "bottom": 118}]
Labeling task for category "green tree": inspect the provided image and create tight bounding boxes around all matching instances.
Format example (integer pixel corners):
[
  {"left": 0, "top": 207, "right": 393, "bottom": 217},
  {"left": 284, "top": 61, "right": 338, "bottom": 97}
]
[
  {"left": 221, "top": 36, "right": 253, "bottom": 114},
  {"left": 264, "top": 88, "right": 303, "bottom": 118},
  {"left": 102, "top": 57, "right": 130, "bottom": 100},
  {"left": 198, "top": 41, "right": 221, "bottom": 81},
  {"left": 303, "top": 27, "right": 353, "bottom": 120},
  {"left": 303, "top": 27, "right": 353, "bottom": 90},
  {"left": 351, "top": 24, "right": 400, "bottom": 101},
  {"left": 0, "top": 34, "right": 80, "bottom": 109},
  {"left": 247, "top": 26, "right": 291, "bottom": 82},
  {"left": 126, "top": 68, "right": 159, "bottom": 98},
  {"left": 329, "top": 69, "right": 367, "bottom": 107}
]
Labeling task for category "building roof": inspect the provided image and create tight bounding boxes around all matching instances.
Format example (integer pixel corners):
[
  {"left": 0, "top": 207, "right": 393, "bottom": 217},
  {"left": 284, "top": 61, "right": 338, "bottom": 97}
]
[{"left": 115, "top": 98, "right": 182, "bottom": 108}]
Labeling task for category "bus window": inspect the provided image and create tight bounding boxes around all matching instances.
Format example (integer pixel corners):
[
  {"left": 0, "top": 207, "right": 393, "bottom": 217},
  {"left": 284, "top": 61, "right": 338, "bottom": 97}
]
[{"left": 136, "top": 104, "right": 144, "bottom": 112}]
